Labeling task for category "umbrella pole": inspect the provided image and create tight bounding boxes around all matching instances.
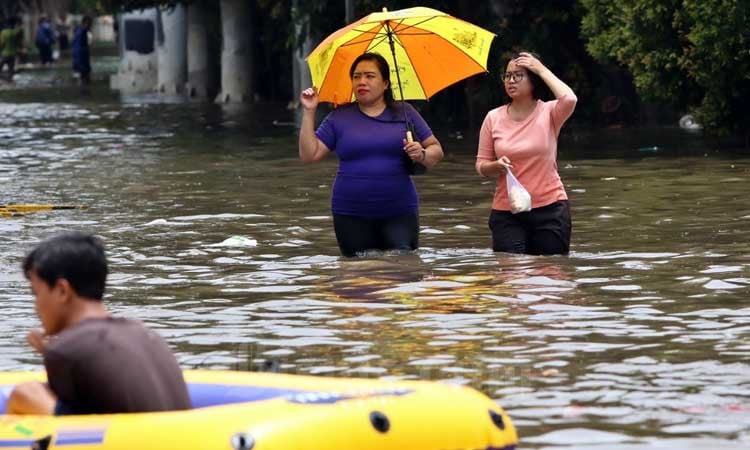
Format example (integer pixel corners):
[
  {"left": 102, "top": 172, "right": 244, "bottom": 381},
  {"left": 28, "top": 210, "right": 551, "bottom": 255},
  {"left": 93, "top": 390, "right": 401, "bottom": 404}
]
[{"left": 384, "top": 20, "right": 413, "bottom": 143}]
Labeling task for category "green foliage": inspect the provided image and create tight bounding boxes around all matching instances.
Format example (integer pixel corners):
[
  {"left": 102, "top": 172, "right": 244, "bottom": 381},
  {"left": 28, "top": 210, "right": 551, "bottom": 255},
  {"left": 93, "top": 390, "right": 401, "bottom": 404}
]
[
  {"left": 69, "top": 0, "right": 103, "bottom": 14},
  {"left": 581, "top": 0, "right": 750, "bottom": 136},
  {"left": 100, "top": 0, "right": 188, "bottom": 13}
]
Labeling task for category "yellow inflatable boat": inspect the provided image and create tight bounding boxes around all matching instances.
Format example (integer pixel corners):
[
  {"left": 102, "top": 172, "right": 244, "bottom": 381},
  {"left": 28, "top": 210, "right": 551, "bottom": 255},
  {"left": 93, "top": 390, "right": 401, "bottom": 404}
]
[{"left": 0, "top": 370, "right": 517, "bottom": 450}]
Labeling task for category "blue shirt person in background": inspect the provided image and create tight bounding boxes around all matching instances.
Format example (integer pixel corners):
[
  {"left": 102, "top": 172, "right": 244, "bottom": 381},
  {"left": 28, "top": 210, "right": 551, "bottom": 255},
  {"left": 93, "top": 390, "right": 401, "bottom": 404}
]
[
  {"left": 35, "top": 16, "right": 56, "bottom": 65},
  {"left": 298, "top": 52, "right": 444, "bottom": 257},
  {"left": 71, "top": 16, "right": 92, "bottom": 84}
]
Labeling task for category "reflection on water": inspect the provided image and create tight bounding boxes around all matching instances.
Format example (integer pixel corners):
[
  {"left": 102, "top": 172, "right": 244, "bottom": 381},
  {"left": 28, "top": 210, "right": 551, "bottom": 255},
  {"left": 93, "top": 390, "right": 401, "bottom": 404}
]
[{"left": 1, "top": 78, "right": 750, "bottom": 449}]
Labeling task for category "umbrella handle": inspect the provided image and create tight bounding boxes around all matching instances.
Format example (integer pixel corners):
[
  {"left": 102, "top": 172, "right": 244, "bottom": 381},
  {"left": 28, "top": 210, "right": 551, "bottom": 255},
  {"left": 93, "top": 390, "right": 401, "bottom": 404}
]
[{"left": 405, "top": 121, "right": 416, "bottom": 143}]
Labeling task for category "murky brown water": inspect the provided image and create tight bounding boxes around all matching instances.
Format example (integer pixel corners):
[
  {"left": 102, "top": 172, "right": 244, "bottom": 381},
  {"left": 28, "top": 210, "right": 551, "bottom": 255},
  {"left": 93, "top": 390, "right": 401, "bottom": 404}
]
[{"left": 1, "top": 66, "right": 750, "bottom": 449}]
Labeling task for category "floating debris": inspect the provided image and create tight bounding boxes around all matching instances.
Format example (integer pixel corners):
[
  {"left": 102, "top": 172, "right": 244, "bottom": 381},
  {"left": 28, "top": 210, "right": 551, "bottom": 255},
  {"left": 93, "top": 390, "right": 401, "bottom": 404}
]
[
  {"left": 0, "top": 204, "right": 87, "bottom": 218},
  {"left": 208, "top": 236, "right": 258, "bottom": 248}
]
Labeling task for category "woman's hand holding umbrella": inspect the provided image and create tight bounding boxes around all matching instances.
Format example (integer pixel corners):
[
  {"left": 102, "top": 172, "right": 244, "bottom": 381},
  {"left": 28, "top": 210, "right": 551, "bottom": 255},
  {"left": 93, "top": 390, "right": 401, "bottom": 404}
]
[{"left": 403, "top": 139, "right": 426, "bottom": 163}]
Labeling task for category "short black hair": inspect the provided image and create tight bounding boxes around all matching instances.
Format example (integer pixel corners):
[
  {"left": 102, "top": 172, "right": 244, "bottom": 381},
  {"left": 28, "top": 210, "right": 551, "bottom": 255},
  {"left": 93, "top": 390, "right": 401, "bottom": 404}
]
[{"left": 23, "top": 232, "right": 108, "bottom": 300}]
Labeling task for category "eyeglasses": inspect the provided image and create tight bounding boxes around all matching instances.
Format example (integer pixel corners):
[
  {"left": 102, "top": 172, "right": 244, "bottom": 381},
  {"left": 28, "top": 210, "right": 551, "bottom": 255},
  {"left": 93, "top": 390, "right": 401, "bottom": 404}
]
[{"left": 502, "top": 71, "right": 526, "bottom": 83}]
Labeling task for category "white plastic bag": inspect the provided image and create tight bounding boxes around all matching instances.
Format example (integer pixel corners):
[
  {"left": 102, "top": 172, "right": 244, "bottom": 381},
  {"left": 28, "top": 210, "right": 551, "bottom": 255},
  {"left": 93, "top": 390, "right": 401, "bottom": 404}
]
[{"left": 506, "top": 168, "right": 531, "bottom": 214}]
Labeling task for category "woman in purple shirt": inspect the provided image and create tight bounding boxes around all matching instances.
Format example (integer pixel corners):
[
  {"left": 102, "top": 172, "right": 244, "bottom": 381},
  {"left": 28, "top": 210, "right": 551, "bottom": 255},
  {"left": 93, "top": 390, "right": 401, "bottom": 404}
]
[{"left": 299, "top": 53, "right": 443, "bottom": 257}]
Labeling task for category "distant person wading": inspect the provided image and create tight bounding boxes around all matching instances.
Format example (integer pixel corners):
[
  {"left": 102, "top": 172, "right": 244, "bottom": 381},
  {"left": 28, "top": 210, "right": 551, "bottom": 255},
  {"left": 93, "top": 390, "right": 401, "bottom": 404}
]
[
  {"left": 71, "top": 16, "right": 92, "bottom": 84},
  {"left": 0, "top": 16, "right": 23, "bottom": 81},
  {"left": 35, "top": 16, "right": 56, "bottom": 66}
]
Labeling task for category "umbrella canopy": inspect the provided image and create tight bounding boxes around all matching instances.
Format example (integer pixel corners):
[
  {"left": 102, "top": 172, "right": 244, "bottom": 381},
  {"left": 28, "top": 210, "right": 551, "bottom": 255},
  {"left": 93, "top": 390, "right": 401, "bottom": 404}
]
[{"left": 307, "top": 7, "right": 496, "bottom": 105}]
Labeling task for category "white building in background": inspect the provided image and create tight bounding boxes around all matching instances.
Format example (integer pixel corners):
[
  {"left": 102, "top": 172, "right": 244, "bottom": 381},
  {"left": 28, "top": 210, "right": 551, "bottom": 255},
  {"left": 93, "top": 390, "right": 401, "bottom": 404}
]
[
  {"left": 109, "top": 9, "right": 158, "bottom": 94},
  {"left": 109, "top": 7, "right": 188, "bottom": 96}
]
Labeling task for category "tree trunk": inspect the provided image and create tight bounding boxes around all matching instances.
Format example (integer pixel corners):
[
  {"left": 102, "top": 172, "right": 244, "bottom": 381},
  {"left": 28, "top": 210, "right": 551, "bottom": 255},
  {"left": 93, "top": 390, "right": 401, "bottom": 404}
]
[
  {"left": 345, "top": 0, "right": 355, "bottom": 24},
  {"left": 185, "top": 2, "right": 217, "bottom": 100},
  {"left": 217, "top": 0, "right": 253, "bottom": 103},
  {"left": 291, "top": 0, "right": 318, "bottom": 125},
  {"left": 156, "top": 5, "right": 187, "bottom": 96}
]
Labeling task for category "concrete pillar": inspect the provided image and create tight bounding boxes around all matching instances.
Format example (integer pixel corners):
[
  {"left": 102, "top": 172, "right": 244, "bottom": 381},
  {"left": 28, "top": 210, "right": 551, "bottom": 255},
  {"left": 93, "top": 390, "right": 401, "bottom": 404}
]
[
  {"left": 156, "top": 5, "right": 187, "bottom": 95},
  {"left": 217, "top": 0, "right": 253, "bottom": 103},
  {"left": 185, "top": 2, "right": 217, "bottom": 100}
]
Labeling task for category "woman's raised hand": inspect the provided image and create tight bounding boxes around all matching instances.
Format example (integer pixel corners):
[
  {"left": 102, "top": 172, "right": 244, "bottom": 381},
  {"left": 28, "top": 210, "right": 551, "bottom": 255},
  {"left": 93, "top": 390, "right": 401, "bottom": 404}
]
[
  {"left": 300, "top": 87, "right": 319, "bottom": 111},
  {"left": 513, "top": 52, "right": 546, "bottom": 75}
]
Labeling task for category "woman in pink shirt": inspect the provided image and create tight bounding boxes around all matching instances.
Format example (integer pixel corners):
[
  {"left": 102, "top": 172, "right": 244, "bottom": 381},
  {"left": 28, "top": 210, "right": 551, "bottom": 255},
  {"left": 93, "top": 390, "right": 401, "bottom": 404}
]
[{"left": 476, "top": 52, "right": 577, "bottom": 255}]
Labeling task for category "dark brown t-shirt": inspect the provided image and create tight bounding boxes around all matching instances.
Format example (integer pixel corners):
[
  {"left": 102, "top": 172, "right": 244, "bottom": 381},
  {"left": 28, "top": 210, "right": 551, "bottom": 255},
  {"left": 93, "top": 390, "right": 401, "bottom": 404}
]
[{"left": 44, "top": 317, "right": 191, "bottom": 415}]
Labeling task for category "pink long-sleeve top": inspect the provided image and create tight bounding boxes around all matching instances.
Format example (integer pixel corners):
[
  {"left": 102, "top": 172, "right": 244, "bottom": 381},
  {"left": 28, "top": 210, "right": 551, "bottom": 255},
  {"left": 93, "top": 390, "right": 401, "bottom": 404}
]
[{"left": 476, "top": 95, "right": 577, "bottom": 211}]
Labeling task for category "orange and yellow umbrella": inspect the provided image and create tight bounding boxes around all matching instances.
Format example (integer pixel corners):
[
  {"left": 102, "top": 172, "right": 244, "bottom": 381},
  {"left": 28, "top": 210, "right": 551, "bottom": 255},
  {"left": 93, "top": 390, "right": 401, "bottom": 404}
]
[{"left": 307, "top": 7, "right": 496, "bottom": 105}]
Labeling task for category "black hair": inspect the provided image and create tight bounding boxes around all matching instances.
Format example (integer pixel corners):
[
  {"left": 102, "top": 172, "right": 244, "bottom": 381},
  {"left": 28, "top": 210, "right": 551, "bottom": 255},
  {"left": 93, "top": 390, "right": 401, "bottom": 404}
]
[
  {"left": 508, "top": 51, "right": 548, "bottom": 100},
  {"left": 82, "top": 16, "right": 92, "bottom": 27},
  {"left": 23, "top": 232, "right": 108, "bottom": 300},
  {"left": 349, "top": 52, "right": 395, "bottom": 107}
]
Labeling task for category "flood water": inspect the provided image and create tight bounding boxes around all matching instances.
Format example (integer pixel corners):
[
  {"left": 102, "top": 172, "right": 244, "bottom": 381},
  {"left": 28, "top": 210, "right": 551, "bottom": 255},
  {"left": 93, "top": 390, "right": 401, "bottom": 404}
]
[{"left": 1, "top": 63, "right": 750, "bottom": 449}]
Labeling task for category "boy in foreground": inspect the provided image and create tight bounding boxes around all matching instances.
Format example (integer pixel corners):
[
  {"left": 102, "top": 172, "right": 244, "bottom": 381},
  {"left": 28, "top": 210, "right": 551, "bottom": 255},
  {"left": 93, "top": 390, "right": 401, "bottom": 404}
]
[{"left": 8, "top": 232, "right": 191, "bottom": 415}]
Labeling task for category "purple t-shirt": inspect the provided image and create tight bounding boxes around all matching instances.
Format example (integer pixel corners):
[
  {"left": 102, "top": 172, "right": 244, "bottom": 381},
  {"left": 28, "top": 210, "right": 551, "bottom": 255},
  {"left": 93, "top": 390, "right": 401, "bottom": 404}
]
[{"left": 316, "top": 102, "right": 433, "bottom": 218}]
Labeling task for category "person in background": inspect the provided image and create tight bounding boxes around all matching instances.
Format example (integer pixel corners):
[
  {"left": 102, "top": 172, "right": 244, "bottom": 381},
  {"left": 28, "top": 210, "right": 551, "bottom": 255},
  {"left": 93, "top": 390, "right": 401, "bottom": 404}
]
[
  {"left": 56, "top": 14, "right": 70, "bottom": 54},
  {"left": 71, "top": 16, "right": 92, "bottom": 84},
  {"left": 475, "top": 51, "right": 577, "bottom": 255},
  {"left": 7, "top": 232, "right": 191, "bottom": 415},
  {"left": 299, "top": 52, "right": 444, "bottom": 257},
  {"left": 0, "top": 16, "right": 23, "bottom": 81},
  {"left": 35, "top": 16, "right": 56, "bottom": 66}
]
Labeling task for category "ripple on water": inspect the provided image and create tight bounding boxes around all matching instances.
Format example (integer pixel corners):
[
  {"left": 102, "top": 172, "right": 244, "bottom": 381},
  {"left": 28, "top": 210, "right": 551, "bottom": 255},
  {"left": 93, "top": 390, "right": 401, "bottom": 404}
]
[
  {"left": 523, "top": 428, "right": 633, "bottom": 445},
  {"left": 703, "top": 279, "right": 743, "bottom": 290}
]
